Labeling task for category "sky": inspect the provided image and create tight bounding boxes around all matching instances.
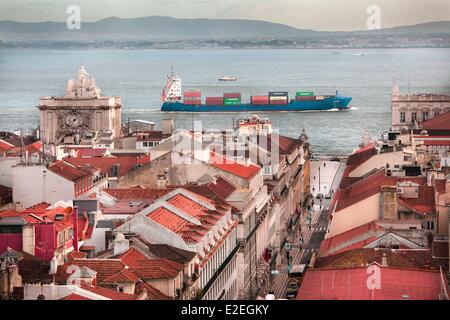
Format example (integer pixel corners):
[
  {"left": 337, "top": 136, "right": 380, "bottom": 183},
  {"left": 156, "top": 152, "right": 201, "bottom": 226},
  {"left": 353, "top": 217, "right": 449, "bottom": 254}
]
[{"left": 1, "top": 0, "right": 449, "bottom": 31}]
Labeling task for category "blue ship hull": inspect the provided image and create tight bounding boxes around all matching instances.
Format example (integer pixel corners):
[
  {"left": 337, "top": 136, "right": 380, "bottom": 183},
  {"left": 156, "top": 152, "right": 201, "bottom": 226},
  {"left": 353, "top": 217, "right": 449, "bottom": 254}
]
[{"left": 161, "top": 95, "right": 352, "bottom": 112}]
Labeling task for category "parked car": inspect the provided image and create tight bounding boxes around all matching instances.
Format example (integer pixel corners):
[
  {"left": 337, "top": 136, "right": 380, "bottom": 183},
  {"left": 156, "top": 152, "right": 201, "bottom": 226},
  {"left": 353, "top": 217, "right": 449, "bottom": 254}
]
[
  {"left": 325, "top": 192, "right": 332, "bottom": 199},
  {"left": 285, "top": 288, "right": 298, "bottom": 300},
  {"left": 316, "top": 193, "right": 324, "bottom": 200},
  {"left": 288, "top": 281, "right": 299, "bottom": 290}
]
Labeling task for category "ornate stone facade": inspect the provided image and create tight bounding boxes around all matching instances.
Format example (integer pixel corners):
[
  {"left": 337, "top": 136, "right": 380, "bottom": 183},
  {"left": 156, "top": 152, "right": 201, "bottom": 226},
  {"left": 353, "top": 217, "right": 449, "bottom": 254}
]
[
  {"left": 391, "top": 84, "right": 450, "bottom": 131},
  {"left": 38, "top": 66, "right": 122, "bottom": 145}
]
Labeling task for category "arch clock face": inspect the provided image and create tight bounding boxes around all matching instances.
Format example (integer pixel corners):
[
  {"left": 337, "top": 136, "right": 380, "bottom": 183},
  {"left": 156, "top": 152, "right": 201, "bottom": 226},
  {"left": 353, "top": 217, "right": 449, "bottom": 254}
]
[{"left": 65, "top": 113, "right": 83, "bottom": 127}]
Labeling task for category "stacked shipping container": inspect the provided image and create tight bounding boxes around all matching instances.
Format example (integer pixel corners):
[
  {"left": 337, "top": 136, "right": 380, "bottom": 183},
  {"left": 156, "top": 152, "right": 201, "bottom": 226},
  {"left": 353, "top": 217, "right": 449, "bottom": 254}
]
[
  {"left": 223, "top": 92, "right": 242, "bottom": 105},
  {"left": 184, "top": 90, "right": 201, "bottom": 105},
  {"left": 251, "top": 95, "right": 269, "bottom": 105},
  {"left": 269, "top": 91, "right": 288, "bottom": 104},
  {"left": 205, "top": 97, "right": 224, "bottom": 105}
]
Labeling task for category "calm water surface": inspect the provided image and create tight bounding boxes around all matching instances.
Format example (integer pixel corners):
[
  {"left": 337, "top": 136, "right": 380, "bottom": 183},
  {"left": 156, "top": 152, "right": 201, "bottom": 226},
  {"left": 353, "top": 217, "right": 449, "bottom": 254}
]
[{"left": 1, "top": 48, "right": 449, "bottom": 155}]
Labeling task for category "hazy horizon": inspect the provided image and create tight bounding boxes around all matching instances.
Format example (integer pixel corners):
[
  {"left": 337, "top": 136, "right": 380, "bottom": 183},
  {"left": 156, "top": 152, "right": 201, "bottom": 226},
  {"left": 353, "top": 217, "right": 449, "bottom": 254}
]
[{"left": 1, "top": 0, "right": 450, "bottom": 32}]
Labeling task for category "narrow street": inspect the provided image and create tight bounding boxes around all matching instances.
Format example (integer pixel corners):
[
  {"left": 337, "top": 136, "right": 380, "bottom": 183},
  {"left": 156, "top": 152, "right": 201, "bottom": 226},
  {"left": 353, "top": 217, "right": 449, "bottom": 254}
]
[{"left": 268, "top": 159, "right": 345, "bottom": 299}]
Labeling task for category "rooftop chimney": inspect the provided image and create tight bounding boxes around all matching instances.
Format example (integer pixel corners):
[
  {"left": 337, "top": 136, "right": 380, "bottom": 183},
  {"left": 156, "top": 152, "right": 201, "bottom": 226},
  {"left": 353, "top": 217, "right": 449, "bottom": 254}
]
[
  {"left": 380, "top": 185, "right": 398, "bottom": 220},
  {"left": 49, "top": 256, "right": 58, "bottom": 275},
  {"left": 381, "top": 252, "right": 388, "bottom": 267},
  {"left": 113, "top": 232, "right": 129, "bottom": 256}
]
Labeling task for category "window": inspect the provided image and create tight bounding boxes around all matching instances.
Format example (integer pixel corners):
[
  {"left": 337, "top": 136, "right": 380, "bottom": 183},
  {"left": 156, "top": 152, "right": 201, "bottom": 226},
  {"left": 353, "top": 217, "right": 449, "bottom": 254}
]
[
  {"left": 411, "top": 112, "right": 417, "bottom": 122},
  {"left": 142, "top": 142, "right": 148, "bottom": 147},
  {"left": 422, "top": 112, "right": 428, "bottom": 121},
  {"left": 400, "top": 112, "right": 406, "bottom": 123},
  {"left": 263, "top": 165, "right": 272, "bottom": 175},
  {"left": 434, "top": 112, "right": 440, "bottom": 118},
  {"left": 425, "top": 221, "right": 434, "bottom": 231}
]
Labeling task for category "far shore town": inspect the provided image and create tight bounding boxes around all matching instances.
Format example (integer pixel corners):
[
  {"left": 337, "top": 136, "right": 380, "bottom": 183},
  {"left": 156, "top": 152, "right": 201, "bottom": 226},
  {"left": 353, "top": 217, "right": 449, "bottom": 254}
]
[{"left": 0, "top": 67, "right": 449, "bottom": 300}]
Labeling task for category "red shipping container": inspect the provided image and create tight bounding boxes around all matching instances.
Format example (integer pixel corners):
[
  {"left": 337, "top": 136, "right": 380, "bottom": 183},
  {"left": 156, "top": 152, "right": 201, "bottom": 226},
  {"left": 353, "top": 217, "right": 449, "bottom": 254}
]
[
  {"left": 251, "top": 95, "right": 269, "bottom": 104},
  {"left": 184, "top": 90, "right": 201, "bottom": 97},
  {"left": 206, "top": 97, "right": 224, "bottom": 105},
  {"left": 270, "top": 100, "right": 288, "bottom": 105},
  {"left": 251, "top": 95, "right": 268, "bottom": 100},
  {"left": 184, "top": 100, "right": 201, "bottom": 105},
  {"left": 223, "top": 92, "right": 241, "bottom": 98}
]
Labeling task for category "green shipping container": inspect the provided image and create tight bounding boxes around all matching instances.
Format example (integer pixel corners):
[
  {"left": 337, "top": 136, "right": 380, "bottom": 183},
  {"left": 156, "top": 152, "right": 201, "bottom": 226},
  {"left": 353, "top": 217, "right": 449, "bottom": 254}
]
[
  {"left": 224, "top": 97, "right": 241, "bottom": 105},
  {"left": 296, "top": 91, "right": 314, "bottom": 96}
]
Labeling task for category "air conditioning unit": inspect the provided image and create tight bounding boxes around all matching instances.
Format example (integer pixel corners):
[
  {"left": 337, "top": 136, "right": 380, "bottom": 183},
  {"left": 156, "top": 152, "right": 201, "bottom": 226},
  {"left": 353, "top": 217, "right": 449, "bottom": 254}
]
[{"left": 397, "top": 187, "right": 404, "bottom": 195}]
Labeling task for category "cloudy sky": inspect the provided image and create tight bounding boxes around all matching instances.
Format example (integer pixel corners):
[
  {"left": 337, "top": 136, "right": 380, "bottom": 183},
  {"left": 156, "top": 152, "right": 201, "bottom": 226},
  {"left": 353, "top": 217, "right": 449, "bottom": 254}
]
[{"left": 1, "top": 0, "right": 449, "bottom": 31}]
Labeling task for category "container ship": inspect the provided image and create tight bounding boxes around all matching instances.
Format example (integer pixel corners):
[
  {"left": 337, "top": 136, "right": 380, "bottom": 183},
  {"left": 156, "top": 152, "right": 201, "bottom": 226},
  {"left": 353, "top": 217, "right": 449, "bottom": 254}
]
[{"left": 161, "top": 72, "right": 352, "bottom": 112}]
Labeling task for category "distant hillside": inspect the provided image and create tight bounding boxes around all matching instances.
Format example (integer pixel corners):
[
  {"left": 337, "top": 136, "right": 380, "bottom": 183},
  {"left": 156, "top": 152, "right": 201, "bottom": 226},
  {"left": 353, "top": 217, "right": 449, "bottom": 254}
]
[
  {"left": 0, "top": 16, "right": 317, "bottom": 40},
  {"left": 0, "top": 16, "right": 449, "bottom": 41},
  {"left": 353, "top": 20, "right": 450, "bottom": 35}
]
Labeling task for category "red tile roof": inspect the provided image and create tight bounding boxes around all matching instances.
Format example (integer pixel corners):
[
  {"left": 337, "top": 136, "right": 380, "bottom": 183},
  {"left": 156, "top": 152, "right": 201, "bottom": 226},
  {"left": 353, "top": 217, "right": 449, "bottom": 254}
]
[
  {"left": 146, "top": 192, "right": 222, "bottom": 243},
  {"left": 48, "top": 161, "right": 93, "bottom": 182},
  {"left": 80, "top": 283, "right": 138, "bottom": 300},
  {"left": 268, "top": 134, "right": 302, "bottom": 155},
  {"left": 297, "top": 266, "right": 443, "bottom": 300},
  {"left": 25, "top": 141, "right": 43, "bottom": 155},
  {"left": 134, "top": 280, "right": 171, "bottom": 300},
  {"left": 71, "top": 259, "right": 126, "bottom": 282},
  {"left": 60, "top": 293, "right": 92, "bottom": 300},
  {"left": 334, "top": 169, "right": 429, "bottom": 212},
  {"left": 423, "top": 140, "right": 450, "bottom": 146},
  {"left": 64, "top": 156, "right": 150, "bottom": 177},
  {"left": 209, "top": 152, "right": 260, "bottom": 180},
  {"left": 207, "top": 176, "right": 236, "bottom": 200},
  {"left": 76, "top": 148, "right": 107, "bottom": 158},
  {"left": 398, "top": 185, "right": 435, "bottom": 215},
  {"left": 421, "top": 112, "right": 450, "bottom": 131},
  {"left": 148, "top": 207, "right": 187, "bottom": 232},
  {"left": 0, "top": 140, "right": 14, "bottom": 153},
  {"left": 103, "top": 188, "right": 172, "bottom": 201},
  {"left": 343, "top": 144, "right": 377, "bottom": 177},
  {"left": 319, "top": 222, "right": 384, "bottom": 256},
  {"left": 103, "top": 268, "right": 140, "bottom": 284},
  {"left": 147, "top": 191, "right": 224, "bottom": 243},
  {"left": 1, "top": 204, "right": 74, "bottom": 230},
  {"left": 117, "top": 248, "right": 183, "bottom": 280}
]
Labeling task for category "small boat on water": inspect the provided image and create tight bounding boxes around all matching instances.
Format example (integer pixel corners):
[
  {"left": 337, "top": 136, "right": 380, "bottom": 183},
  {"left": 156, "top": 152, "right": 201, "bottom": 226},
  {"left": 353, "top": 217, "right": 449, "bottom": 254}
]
[{"left": 219, "top": 76, "right": 237, "bottom": 81}]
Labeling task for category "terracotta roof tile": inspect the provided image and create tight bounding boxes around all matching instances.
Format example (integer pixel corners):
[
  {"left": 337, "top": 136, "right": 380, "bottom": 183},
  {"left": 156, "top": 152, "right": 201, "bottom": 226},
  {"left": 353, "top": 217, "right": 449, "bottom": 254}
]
[
  {"left": 80, "top": 283, "right": 138, "bottom": 300},
  {"left": 71, "top": 259, "right": 126, "bottom": 282},
  {"left": 48, "top": 160, "right": 93, "bottom": 182},
  {"left": 334, "top": 170, "right": 429, "bottom": 212},
  {"left": 60, "top": 293, "right": 92, "bottom": 300},
  {"left": 134, "top": 281, "right": 171, "bottom": 300},
  {"left": 421, "top": 112, "right": 450, "bottom": 131},
  {"left": 297, "top": 266, "right": 443, "bottom": 300},
  {"left": 64, "top": 156, "right": 150, "bottom": 177},
  {"left": 343, "top": 144, "right": 377, "bottom": 177},
  {"left": 210, "top": 152, "right": 260, "bottom": 180},
  {"left": 76, "top": 148, "right": 107, "bottom": 158},
  {"left": 319, "top": 222, "right": 384, "bottom": 256}
]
